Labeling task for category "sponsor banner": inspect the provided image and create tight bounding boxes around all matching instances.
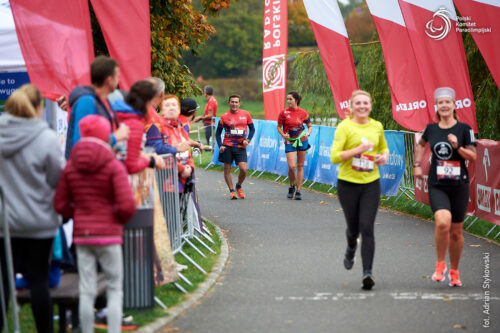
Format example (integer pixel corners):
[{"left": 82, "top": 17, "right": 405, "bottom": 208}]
[
  {"left": 379, "top": 131, "right": 406, "bottom": 196},
  {"left": 10, "top": 0, "right": 94, "bottom": 100},
  {"left": 89, "top": 0, "right": 151, "bottom": 91},
  {"left": 245, "top": 119, "right": 262, "bottom": 170},
  {"left": 262, "top": 0, "right": 288, "bottom": 120},
  {"left": 274, "top": 136, "right": 289, "bottom": 176},
  {"left": 0, "top": 71, "right": 29, "bottom": 111},
  {"left": 311, "top": 126, "right": 338, "bottom": 186},
  {"left": 303, "top": 0, "right": 358, "bottom": 120},
  {"left": 366, "top": 0, "right": 433, "bottom": 131},
  {"left": 253, "top": 120, "right": 279, "bottom": 172},
  {"left": 398, "top": 0, "right": 478, "bottom": 132},
  {"left": 474, "top": 140, "right": 500, "bottom": 225},
  {"left": 303, "top": 126, "right": 320, "bottom": 181},
  {"left": 414, "top": 133, "right": 432, "bottom": 205},
  {"left": 210, "top": 117, "right": 223, "bottom": 166},
  {"left": 453, "top": 0, "right": 500, "bottom": 89}
]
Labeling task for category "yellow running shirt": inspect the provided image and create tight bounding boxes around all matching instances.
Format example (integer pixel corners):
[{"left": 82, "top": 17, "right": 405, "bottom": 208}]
[{"left": 330, "top": 117, "right": 389, "bottom": 184}]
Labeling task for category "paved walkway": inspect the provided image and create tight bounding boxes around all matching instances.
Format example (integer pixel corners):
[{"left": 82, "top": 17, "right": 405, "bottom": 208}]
[{"left": 166, "top": 169, "right": 499, "bottom": 333}]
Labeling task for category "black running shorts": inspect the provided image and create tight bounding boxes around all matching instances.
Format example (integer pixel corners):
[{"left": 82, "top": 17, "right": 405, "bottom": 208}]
[
  {"left": 428, "top": 182, "right": 469, "bottom": 223},
  {"left": 218, "top": 146, "right": 247, "bottom": 164}
]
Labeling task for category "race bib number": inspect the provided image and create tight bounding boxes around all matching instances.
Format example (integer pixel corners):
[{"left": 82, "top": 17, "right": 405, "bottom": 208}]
[
  {"left": 230, "top": 129, "right": 244, "bottom": 136},
  {"left": 436, "top": 160, "right": 460, "bottom": 180},
  {"left": 352, "top": 154, "right": 374, "bottom": 172}
]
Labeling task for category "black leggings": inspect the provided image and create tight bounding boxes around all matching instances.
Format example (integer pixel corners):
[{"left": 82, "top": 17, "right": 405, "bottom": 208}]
[
  {"left": 0, "top": 237, "right": 54, "bottom": 333},
  {"left": 204, "top": 124, "right": 212, "bottom": 145},
  {"left": 337, "top": 179, "right": 381, "bottom": 272}
]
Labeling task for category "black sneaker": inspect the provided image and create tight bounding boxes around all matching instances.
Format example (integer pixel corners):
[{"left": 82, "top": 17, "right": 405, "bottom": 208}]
[
  {"left": 287, "top": 186, "right": 295, "bottom": 199},
  {"left": 362, "top": 273, "right": 375, "bottom": 290},
  {"left": 294, "top": 191, "right": 302, "bottom": 200},
  {"left": 343, "top": 245, "right": 356, "bottom": 270},
  {"left": 94, "top": 314, "right": 139, "bottom": 331}
]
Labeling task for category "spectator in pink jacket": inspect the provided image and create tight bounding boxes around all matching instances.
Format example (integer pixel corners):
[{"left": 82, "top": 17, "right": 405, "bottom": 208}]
[{"left": 54, "top": 114, "right": 136, "bottom": 333}]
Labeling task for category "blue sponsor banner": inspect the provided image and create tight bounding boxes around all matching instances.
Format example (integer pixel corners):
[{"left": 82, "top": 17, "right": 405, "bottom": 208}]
[
  {"left": 379, "top": 131, "right": 405, "bottom": 196},
  {"left": 246, "top": 119, "right": 262, "bottom": 170},
  {"left": 253, "top": 120, "right": 279, "bottom": 172},
  {"left": 274, "top": 136, "right": 288, "bottom": 176},
  {"left": 303, "top": 126, "right": 320, "bottom": 181},
  {"left": 209, "top": 117, "right": 223, "bottom": 166},
  {"left": 0, "top": 71, "right": 30, "bottom": 112},
  {"left": 311, "top": 126, "right": 338, "bottom": 186}
]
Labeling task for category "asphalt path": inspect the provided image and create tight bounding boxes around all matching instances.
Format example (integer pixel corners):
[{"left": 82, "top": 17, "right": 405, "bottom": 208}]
[{"left": 166, "top": 169, "right": 499, "bottom": 333}]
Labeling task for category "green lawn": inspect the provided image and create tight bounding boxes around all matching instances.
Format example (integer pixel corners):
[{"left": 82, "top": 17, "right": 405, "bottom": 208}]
[{"left": 193, "top": 96, "right": 265, "bottom": 120}]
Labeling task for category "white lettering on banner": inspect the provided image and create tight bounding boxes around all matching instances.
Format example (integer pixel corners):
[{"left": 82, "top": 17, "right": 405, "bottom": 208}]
[
  {"left": 383, "top": 174, "right": 396, "bottom": 180},
  {"left": 321, "top": 164, "right": 331, "bottom": 170},
  {"left": 340, "top": 100, "right": 350, "bottom": 110},
  {"left": 319, "top": 145, "right": 330, "bottom": 157},
  {"left": 387, "top": 151, "right": 404, "bottom": 168},
  {"left": 494, "top": 189, "right": 500, "bottom": 216},
  {"left": 264, "top": 17, "right": 270, "bottom": 26},
  {"left": 433, "top": 98, "right": 472, "bottom": 112},
  {"left": 477, "top": 184, "right": 492, "bottom": 213},
  {"left": 261, "top": 154, "right": 269, "bottom": 159},
  {"left": 280, "top": 157, "right": 286, "bottom": 162},
  {"left": 396, "top": 100, "right": 427, "bottom": 112},
  {"left": 259, "top": 137, "right": 277, "bottom": 150},
  {"left": 424, "top": 175, "right": 428, "bottom": 193}
]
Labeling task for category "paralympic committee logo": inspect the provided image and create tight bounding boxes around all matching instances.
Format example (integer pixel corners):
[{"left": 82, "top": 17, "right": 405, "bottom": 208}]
[
  {"left": 425, "top": 7, "right": 452, "bottom": 40},
  {"left": 263, "top": 54, "right": 286, "bottom": 92}
]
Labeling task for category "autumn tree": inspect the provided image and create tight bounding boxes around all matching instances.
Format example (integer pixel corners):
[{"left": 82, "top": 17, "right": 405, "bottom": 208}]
[
  {"left": 344, "top": 2, "right": 376, "bottom": 43},
  {"left": 91, "top": 0, "right": 235, "bottom": 98},
  {"left": 288, "top": 0, "right": 315, "bottom": 47}
]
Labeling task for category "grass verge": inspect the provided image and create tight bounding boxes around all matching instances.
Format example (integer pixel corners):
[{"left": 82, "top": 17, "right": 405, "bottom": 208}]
[{"left": 11, "top": 221, "right": 222, "bottom": 332}]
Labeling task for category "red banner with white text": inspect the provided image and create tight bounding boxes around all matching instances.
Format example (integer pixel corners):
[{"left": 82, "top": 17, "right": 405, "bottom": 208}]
[
  {"left": 474, "top": 140, "right": 500, "bottom": 225},
  {"left": 10, "top": 0, "right": 93, "bottom": 100},
  {"left": 453, "top": 0, "right": 500, "bottom": 90},
  {"left": 303, "top": 0, "right": 358, "bottom": 120},
  {"left": 366, "top": 0, "right": 433, "bottom": 131},
  {"left": 399, "top": 0, "right": 478, "bottom": 132},
  {"left": 262, "top": 0, "right": 288, "bottom": 120}
]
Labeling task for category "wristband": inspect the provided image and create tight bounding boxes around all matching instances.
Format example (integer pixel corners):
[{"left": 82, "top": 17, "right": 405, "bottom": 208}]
[{"left": 413, "top": 162, "right": 421, "bottom": 167}]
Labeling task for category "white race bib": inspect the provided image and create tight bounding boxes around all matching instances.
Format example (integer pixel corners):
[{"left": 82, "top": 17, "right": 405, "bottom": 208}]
[
  {"left": 230, "top": 129, "right": 244, "bottom": 135},
  {"left": 352, "top": 154, "right": 374, "bottom": 172},
  {"left": 436, "top": 160, "right": 460, "bottom": 180}
]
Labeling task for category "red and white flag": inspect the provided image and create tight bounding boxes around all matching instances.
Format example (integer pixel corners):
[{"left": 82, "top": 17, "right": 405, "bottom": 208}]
[
  {"left": 398, "top": 0, "right": 478, "bottom": 132},
  {"left": 262, "top": 0, "right": 288, "bottom": 120},
  {"left": 453, "top": 0, "right": 500, "bottom": 90},
  {"left": 90, "top": 0, "right": 151, "bottom": 91},
  {"left": 366, "top": 0, "right": 433, "bottom": 131},
  {"left": 303, "top": 0, "right": 358, "bottom": 120}
]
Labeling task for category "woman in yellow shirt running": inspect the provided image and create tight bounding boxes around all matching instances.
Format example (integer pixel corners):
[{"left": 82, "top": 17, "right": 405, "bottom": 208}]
[{"left": 330, "top": 90, "right": 389, "bottom": 290}]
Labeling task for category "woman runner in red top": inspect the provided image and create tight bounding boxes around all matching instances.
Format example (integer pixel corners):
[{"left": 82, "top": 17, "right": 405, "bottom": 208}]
[
  {"left": 414, "top": 87, "right": 477, "bottom": 287},
  {"left": 277, "top": 91, "right": 313, "bottom": 200}
]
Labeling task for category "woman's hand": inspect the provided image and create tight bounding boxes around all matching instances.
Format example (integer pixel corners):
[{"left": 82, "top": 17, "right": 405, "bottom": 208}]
[
  {"left": 153, "top": 154, "right": 166, "bottom": 170},
  {"left": 219, "top": 145, "right": 227, "bottom": 153},
  {"left": 181, "top": 165, "right": 192, "bottom": 178},
  {"left": 282, "top": 133, "right": 290, "bottom": 140},
  {"left": 414, "top": 166, "right": 424, "bottom": 180},
  {"left": 375, "top": 152, "right": 388, "bottom": 166},
  {"left": 448, "top": 134, "right": 459, "bottom": 149},
  {"left": 357, "top": 142, "right": 375, "bottom": 154},
  {"left": 176, "top": 141, "right": 190, "bottom": 152},
  {"left": 242, "top": 139, "right": 249, "bottom": 147}
]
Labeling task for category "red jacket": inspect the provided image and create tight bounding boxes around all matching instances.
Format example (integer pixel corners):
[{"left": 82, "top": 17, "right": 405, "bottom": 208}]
[
  {"left": 54, "top": 138, "right": 136, "bottom": 242},
  {"left": 115, "top": 109, "right": 150, "bottom": 174}
]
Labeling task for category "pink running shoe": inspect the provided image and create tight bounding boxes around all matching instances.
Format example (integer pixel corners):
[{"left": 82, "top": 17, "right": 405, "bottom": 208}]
[
  {"left": 432, "top": 261, "right": 447, "bottom": 282},
  {"left": 448, "top": 269, "right": 463, "bottom": 287}
]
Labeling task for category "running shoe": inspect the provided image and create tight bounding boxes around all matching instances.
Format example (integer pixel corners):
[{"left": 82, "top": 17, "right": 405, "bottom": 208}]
[
  {"left": 94, "top": 314, "right": 138, "bottom": 331},
  {"left": 362, "top": 273, "right": 375, "bottom": 290},
  {"left": 343, "top": 245, "right": 356, "bottom": 270},
  {"left": 287, "top": 186, "right": 295, "bottom": 199},
  {"left": 236, "top": 187, "right": 245, "bottom": 199},
  {"left": 448, "top": 269, "right": 463, "bottom": 287},
  {"left": 229, "top": 190, "right": 238, "bottom": 200},
  {"left": 294, "top": 191, "right": 302, "bottom": 200},
  {"left": 432, "top": 261, "right": 447, "bottom": 282}
]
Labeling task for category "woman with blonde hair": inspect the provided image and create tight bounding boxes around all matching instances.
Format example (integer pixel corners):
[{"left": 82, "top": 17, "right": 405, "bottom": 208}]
[
  {"left": 0, "top": 84, "right": 63, "bottom": 332},
  {"left": 330, "top": 89, "right": 389, "bottom": 290}
]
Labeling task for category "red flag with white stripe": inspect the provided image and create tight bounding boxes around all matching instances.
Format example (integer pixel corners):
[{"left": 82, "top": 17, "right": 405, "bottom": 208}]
[
  {"left": 262, "top": 0, "right": 288, "bottom": 120},
  {"left": 453, "top": 0, "right": 500, "bottom": 90},
  {"left": 398, "top": 0, "right": 478, "bottom": 132},
  {"left": 366, "top": 0, "right": 433, "bottom": 131},
  {"left": 303, "top": 0, "right": 358, "bottom": 120}
]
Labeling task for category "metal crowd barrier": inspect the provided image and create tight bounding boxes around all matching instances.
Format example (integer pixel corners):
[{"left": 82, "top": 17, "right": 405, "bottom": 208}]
[
  {"left": 156, "top": 154, "right": 215, "bottom": 293},
  {"left": 0, "top": 187, "right": 20, "bottom": 333}
]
